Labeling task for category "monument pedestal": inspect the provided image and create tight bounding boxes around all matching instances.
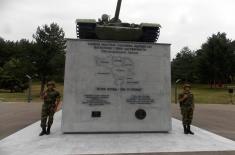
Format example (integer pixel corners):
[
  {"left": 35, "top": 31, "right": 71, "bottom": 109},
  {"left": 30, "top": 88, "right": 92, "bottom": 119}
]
[
  {"left": 1, "top": 111, "right": 235, "bottom": 155},
  {"left": 62, "top": 39, "right": 171, "bottom": 133}
]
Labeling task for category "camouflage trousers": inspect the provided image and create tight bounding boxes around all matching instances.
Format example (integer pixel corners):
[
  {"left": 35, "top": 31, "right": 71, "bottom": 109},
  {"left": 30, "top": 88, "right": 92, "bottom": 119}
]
[
  {"left": 180, "top": 106, "right": 194, "bottom": 125},
  {"left": 40, "top": 104, "right": 56, "bottom": 128}
]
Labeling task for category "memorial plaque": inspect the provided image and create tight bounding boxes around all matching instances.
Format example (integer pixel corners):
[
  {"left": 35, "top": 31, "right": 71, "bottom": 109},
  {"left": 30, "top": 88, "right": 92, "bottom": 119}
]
[{"left": 62, "top": 39, "right": 171, "bottom": 133}]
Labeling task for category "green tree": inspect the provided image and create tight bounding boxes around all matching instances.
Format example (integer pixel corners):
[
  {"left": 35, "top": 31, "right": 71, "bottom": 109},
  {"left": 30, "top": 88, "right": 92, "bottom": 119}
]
[
  {"left": 196, "top": 32, "right": 235, "bottom": 85},
  {"left": 33, "top": 23, "right": 66, "bottom": 94},
  {"left": 15, "top": 39, "right": 36, "bottom": 76},
  {"left": 171, "top": 47, "right": 196, "bottom": 83},
  {"left": 0, "top": 67, "right": 3, "bottom": 75},
  {"left": 3, "top": 58, "right": 26, "bottom": 80},
  {"left": 0, "top": 39, "right": 16, "bottom": 67},
  {"left": 0, "top": 37, "right": 5, "bottom": 66},
  {"left": 229, "top": 40, "right": 235, "bottom": 82},
  {"left": 0, "top": 39, "right": 35, "bottom": 92}
]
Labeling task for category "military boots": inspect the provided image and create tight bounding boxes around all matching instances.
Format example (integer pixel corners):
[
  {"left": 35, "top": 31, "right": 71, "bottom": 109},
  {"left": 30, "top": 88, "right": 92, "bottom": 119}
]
[
  {"left": 46, "top": 125, "right": 51, "bottom": 135},
  {"left": 39, "top": 127, "right": 47, "bottom": 136},
  {"left": 187, "top": 125, "right": 194, "bottom": 135},
  {"left": 183, "top": 125, "right": 188, "bottom": 134}
]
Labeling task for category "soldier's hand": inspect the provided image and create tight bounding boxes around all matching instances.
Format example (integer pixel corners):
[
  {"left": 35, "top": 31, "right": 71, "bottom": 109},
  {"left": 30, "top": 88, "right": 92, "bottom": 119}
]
[
  {"left": 42, "top": 92, "right": 48, "bottom": 99},
  {"left": 54, "top": 101, "right": 60, "bottom": 112},
  {"left": 40, "top": 92, "right": 44, "bottom": 99},
  {"left": 183, "top": 94, "right": 188, "bottom": 99}
]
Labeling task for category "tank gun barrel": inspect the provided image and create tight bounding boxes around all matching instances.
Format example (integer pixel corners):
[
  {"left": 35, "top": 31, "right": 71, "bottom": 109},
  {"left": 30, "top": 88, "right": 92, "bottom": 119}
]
[{"left": 114, "top": 0, "right": 122, "bottom": 22}]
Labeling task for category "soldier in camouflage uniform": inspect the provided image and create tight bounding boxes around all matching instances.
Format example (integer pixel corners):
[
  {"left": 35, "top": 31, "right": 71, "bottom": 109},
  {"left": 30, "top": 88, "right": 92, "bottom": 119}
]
[
  {"left": 178, "top": 84, "right": 194, "bottom": 135},
  {"left": 39, "top": 81, "right": 60, "bottom": 136}
]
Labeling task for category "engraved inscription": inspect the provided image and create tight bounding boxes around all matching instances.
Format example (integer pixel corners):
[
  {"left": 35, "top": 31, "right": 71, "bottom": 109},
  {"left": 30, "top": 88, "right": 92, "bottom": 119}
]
[
  {"left": 82, "top": 94, "right": 110, "bottom": 106},
  {"left": 79, "top": 41, "right": 157, "bottom": 106},
  {"left": 126, "top": 95, "right": 155, "bottom": 105}
]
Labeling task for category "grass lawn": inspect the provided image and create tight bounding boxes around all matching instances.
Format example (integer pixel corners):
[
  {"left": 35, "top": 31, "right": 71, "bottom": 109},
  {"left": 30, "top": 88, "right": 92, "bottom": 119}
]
[
  {"left": 0, "top": 83, "right": 234, "bottom": 104},
  {"left": 0, "top": 82, "right": 64, "bottom": 102},
  {"left": 172, "top": 84, "right": 234, "bottom": 104}
]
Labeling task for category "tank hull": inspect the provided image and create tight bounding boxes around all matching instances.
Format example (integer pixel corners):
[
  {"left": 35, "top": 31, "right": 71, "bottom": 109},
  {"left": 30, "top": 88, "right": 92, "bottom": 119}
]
[
  {"left": 96, "top": 26, "right": 142, "bottom": 41},
  {"left": 76, "top": 20, "right": 161, "bottom": 42}
]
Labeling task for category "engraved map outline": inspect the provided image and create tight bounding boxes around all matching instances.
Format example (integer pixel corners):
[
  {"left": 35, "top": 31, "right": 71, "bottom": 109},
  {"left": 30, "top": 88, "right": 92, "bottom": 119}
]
[{"left": 95, "top": 56, "right": 138, "bottom": 86}]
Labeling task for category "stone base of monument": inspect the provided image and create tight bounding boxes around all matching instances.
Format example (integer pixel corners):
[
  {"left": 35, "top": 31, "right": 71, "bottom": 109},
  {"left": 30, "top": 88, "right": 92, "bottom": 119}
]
[
  {"left": 62, "top": 39, "right": 172, "bottom": 133},
  {"left": 1, "top": 111, "right": 235, "bottom": 155}
]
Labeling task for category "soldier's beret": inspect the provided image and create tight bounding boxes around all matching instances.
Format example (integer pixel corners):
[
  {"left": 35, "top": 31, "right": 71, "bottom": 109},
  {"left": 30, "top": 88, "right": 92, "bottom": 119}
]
[
  {"left": 183, "top": 84, "right": 191, "bottom": 89},
  {"left": 47, "top": 81, "right": 56, "bottom": 87}
]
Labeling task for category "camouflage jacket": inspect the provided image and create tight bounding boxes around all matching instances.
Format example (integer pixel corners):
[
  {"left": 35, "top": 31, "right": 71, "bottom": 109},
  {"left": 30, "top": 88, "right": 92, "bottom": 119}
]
[
  {"left": 42, "top": 89, "right": 60, "bottom": 105},
  {"left": 178, "top": 92, "right": 194, "bottom": 108}
]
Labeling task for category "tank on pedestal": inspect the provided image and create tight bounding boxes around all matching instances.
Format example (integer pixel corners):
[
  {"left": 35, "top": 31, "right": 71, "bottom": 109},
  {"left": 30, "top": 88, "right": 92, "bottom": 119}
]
[{"left": 76, "top": 0, "right": 161, "bottom": 42}]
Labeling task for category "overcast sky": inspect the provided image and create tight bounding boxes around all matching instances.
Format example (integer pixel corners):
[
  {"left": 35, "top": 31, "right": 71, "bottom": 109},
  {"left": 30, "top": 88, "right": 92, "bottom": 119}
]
[{"left": 1, "top": 0, "right": 235, "bottom": 58}]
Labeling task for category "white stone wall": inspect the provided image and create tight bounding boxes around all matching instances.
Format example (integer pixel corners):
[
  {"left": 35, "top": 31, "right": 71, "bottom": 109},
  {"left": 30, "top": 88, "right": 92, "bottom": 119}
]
[{"left": 62, "top": 39, "right": 171, "bottom": 133}]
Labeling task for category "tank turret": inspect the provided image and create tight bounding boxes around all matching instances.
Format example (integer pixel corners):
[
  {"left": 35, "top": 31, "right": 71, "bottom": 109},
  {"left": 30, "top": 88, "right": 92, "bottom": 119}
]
[{"left": 76, "top": 0, "right": 161, "bottom": 42}]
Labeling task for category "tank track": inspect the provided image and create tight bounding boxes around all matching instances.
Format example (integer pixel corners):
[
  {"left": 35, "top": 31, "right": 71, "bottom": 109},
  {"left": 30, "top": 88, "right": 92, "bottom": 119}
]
[
  {"left": 140, "top": 27, "right": 160, "bottom": 42},
  {"left": 76, "top": 23, "right": 97, "bottom": 39}
]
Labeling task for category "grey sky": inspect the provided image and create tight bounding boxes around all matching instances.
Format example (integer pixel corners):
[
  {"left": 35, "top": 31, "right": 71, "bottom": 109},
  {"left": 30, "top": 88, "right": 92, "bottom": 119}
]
[{"left": 1, "top": 0, "right": 235, "bottom": 58}]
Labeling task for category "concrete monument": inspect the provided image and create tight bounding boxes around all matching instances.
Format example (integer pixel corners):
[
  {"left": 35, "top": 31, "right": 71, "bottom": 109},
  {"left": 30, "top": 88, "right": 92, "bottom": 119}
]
[
  {"left": 62, "top": 0, "right": 171, "bottom": 133},
  {"left": 62, "top": 39, "right": 171, "bottom": 132}
]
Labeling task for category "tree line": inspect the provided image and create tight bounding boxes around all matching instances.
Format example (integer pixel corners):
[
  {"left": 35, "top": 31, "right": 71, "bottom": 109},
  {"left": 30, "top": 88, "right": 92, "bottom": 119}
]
[
  {"left": 1, "top": 23, "right": 234, "bottom": 93},
  {"left": 0, "top": 23, "right": 66, "bottom": 94},
  {"left": 172, "top": 32, "right": 235, "bottom": 87}
]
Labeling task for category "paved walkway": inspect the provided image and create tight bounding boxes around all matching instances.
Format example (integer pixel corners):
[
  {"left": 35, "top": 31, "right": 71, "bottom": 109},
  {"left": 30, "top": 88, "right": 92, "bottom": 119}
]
[
  {"left": 1, "top": 111, "right": 235, "bottom": 155},
  {"left": 0, "top": 102, "right": 42, "bottom": 140},
  {"left": 172, "top": 104, "right": 235, "bottom": 141},
  {"left": 0, "top": 102, "right": 235, "bottom": 141}
]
